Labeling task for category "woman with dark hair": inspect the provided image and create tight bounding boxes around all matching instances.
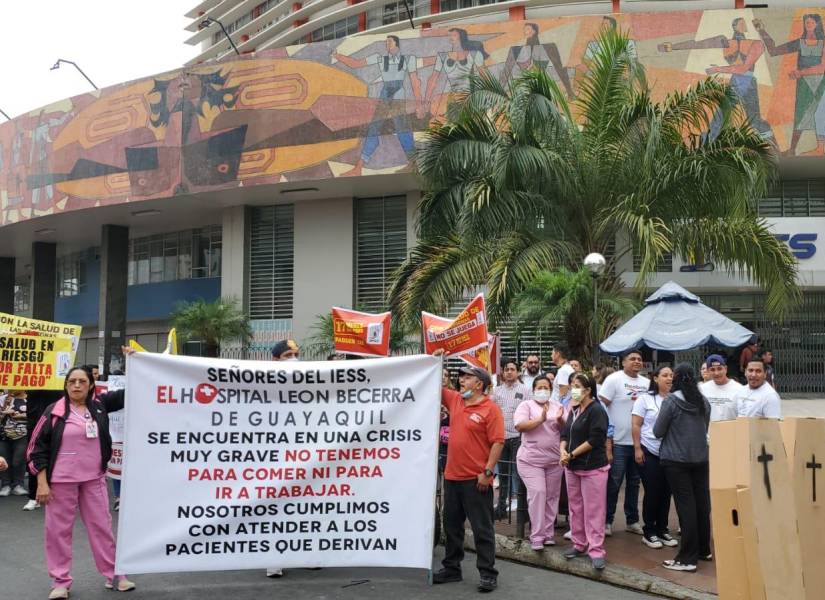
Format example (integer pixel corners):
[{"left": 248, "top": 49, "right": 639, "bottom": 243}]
[
  {"left": 423, "top": 27, "right": 489, "bottom": 117},
  {"left": 514, "top": 374, "right": 565, "bottom": 549},
  {"left": 653, "top": 363, "right": 712, "bottom": 573},
  {"left": 499, "top": 23, "right": 575, "bottom": 97},
  {"left": 27, "top": 360, "right": 136, "bottom": 598},
  {"left": 560, "top": 372, "right": 609, "bottom": 570},
  {"left": 632, "top": 366, "right": 678, "bottom": 550}
]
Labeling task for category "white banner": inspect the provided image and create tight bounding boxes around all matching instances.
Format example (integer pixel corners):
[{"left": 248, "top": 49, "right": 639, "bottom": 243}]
[
  {"left": 100, "top": 375, "right": 127, "bottom": 479},
  {"left": 115, "top": 353, "right": 441, "bottom": 574}
]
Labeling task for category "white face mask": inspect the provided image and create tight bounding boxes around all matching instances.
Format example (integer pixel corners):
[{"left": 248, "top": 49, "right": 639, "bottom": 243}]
[
  {"left": 461, "top": 390, "right": 474, "bottom": 399},
  {"left": 533, "top": 390, "right": 550, "bottom": 404},
  {"left": 570, "top": 387, "right": 583, "bottom": 406}
]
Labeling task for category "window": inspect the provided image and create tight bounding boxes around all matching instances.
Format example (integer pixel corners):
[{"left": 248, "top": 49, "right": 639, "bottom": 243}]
[
  {"left": 307, "top": 15, "right": 359, "bottom": 43},
  {"left": 57, "top": 251, "right": 89, "bottom": 297},
  {"left": 757, "top": 179, "right": 825, "bottom": 217},
  {"left": 632, "top": 245, "right": 672, "bottom": 273},
  {"left": 14, "top": 277, "right": 30, "bottom": 313},
  {"left": 367, "top": 0, "right": 429, "bottom": 29},
  {"left": 128, "top": 226, "right": 221, "bottom": 285},
  {"left": 354, "top": 196, "right": 407, "bottom": 312},
  {"left": 440, "top": 0, "right": 499, "bottom": 12},
  {"left": 248, "top": 205, "right": 294, "bottom": 319}
]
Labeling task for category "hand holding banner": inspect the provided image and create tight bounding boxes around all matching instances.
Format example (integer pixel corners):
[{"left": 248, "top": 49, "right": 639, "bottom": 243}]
[
  {"left": 332, "top": 307, "right": 391, "bottom": 357},
  {"left": 422, "top": 294, "right": 489, "bottom": 358}
]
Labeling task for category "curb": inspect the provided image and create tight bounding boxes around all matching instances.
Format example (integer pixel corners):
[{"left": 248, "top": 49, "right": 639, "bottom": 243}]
[{"left": 462, "top": 530, "right": 717, "bottom": 600}]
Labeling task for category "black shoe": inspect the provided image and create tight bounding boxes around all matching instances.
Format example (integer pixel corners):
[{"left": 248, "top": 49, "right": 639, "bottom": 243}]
[
  {"left": 494, "top": 507, "right": 507, "bottom": 521},
  {"left": 563, "top": 548, "right": 587, "bottom": 559},
  {"left": 699, "top": 553, "right": 713, "bottom": 561},
  {"left": 478, "top": 577, "right": 497, "bottom": 593},
  {"left": 432, "top": 569, "right": 462, "bottom": 584}
]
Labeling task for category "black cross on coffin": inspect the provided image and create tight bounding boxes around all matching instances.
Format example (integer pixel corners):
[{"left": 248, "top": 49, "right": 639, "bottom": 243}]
[
  {"left": 807, "top": 454, "right": 822, "bottom": 503},
  {"left": 758, "top": 444, "right": 774, "bottom": 500}
]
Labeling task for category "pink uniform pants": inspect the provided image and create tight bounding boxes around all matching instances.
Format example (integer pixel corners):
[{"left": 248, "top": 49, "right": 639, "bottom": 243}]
[
  {"left": 565, "top": 465, "right": 609, "bottom": 559},
  {"left": 517, "top": 459, "right": 563, "bottom": 547},
  {"left": 45, "top": 477, "right": 119, "bottom": 589}
]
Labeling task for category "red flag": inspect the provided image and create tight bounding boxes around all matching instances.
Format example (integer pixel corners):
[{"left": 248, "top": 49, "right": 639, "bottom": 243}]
[
  {"left": 332, "top": 307, "right": 391, "bottom": 357},
  {"left": 422, "top": 294, "right": 489, "bottom": 358}
]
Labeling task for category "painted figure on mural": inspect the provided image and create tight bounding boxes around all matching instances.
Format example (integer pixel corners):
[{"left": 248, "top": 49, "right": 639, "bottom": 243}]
[
  {"left": 500, "top": 23, "right": 575, "bottom": 98},
  {"left": 659, "top": 18, "right": 775, "bottom": 142},
  {"left": 575, "top": 16, "right": 638, "bottom": 92},
  {"left": 423, "top": 28, "right": 490, "bottom": 119},
  {"left": 754, "top": 14, "right": 825, "bottom": 155},
  {"left": 333, "top": 35, "right": 423, "bottom": 177},
  {"left": 28, "top": 109, "right": 72, "bottom": 210}
]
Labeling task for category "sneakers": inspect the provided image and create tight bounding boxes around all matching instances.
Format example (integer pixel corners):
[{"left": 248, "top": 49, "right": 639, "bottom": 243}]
[
  {"left": 0, "top": 485, "right": 10, "bottom": 497},
  {"left": 662, "top": 560, "right": 697, "bottom": 572},
  {"left": 509, "top": 498, "right": 518, "bottom": 511},
  {"left": 478, "top": 577, "right": 497, "bottom": 593},
  {"left": 22, "top": 499, "right": 40, "bottom": 511},
  {"left": 432, "top": 569, "right": 462, "bottom": 584},
  {"left": 104, "top": 577, "right": 136, "bottom": 592},
  {"left": 563, "top": 548, "right": 587, "bottom": 559},
  {"left": 563, "top": 530, "right": 572, "bottom": 540},
  {"left": 543, "top": 539, "right": 555, "bottom": 546},
  {"left": 700, "top": 553, "right": 713, "bottom": 561},
  {"left": 48, "top": 587, "right": 69, "bottom": 599},
  {"left": 604, "top": 523, "right": 613, "bottom": 537},
  {"left": 113, "top": 499, "right": 120, "bottom": 512},
  {"left": 592, "top": 557, "right": 606, "bottom": 570},
  {"left": 660, "top": 533, "right": 679, "bottom": 547},
  {"left": 11, "top": 485, "right": 28, "bottom": 496},
  {"left": 265, "top": 568, "right": 284, "bottom": 578},
  {"left": 625, "top": 522, "right": 644, "bottom": 535},
  {"left": 643, "top": 535, "right": 664, "bottom": 549}
]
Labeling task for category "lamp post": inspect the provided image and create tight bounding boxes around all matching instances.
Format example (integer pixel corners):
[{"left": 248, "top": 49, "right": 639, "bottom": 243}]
[
  {"left": 584, "top": 252, "right": 606, "bottom": 365},
  {"left": 0, "top": 108, "right": 9, "bottom": 120},
  {"left": 50, "top": 59, "right": 98, "bottom": 90},
  {"left": 200, "top": 17, "right": 241, "bottom": 56}
]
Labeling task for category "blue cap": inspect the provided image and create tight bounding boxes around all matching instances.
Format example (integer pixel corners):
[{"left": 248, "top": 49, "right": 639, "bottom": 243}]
[{"left": 705, "top": 354, "right": 726, "bottom": 367}]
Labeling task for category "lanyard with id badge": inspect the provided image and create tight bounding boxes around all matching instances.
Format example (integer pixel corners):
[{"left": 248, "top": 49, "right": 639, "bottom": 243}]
[{"left": 71, "top": 406, "right": 98, "bottom": 438}]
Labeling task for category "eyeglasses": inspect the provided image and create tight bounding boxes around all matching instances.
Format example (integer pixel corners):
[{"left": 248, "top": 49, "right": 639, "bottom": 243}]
[{"left": 67, "top": 379, "right": 89, "bottom": 385}]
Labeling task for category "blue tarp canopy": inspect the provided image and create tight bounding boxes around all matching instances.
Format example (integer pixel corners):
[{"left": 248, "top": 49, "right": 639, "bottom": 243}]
[{"left": 599, "top": 281, "right": 755, "bottom": 354}]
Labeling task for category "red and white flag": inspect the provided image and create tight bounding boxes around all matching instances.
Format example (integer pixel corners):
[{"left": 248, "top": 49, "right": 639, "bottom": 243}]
[
  {"left": 332, "top": 307, "right": 391, "bottom": 357},
  {"left": 422, "top": 294, "right": 490, "bottom": 359}
]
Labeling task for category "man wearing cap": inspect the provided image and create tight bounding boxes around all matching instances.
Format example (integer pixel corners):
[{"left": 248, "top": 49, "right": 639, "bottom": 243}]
[
  {"left": 432, "top": 355, "right": 504, "bottom": 593},
  {"left": 699, "top": 354, "right": 742, "bottom": 422}
]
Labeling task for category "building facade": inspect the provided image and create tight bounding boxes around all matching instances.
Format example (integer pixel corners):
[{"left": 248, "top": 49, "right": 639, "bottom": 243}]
[{"left": 2, "top": 3, "right": 825, "bottom": 390}]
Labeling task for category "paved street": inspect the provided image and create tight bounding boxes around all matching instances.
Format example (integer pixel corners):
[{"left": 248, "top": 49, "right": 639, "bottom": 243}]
[{"left": 0, "top": 492, "right": 654, "bottom": 600}]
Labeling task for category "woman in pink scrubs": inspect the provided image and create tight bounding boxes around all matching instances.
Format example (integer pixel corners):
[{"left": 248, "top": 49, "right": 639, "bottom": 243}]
[
  {"left": 514, "top": 375, "right": 566, "bottom": 550},
  {"left": 27, "top": 364, "right": 135, "bottom": 599}
]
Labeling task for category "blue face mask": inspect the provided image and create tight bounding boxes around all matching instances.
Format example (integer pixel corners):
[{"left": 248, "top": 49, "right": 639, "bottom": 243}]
[{"left": 461, "top": 390, "right": 473, "bottom": 399}]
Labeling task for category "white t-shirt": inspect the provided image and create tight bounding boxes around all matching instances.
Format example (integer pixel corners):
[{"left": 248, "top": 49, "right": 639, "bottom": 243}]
[
  {"left": 631, "top": 393, "right": 665, "bottom": 456},
  {"left": 700, "top": 379, "right": 743, "bottom": 422},
  {"left": 552, "top": 363, "right": 574, "bottom": 404},
  {"left": 599, "top": 370, "right": 651, "bottom": 445},
  {"left": 735, "top": 383, "right": 781, "bottom": 418}
]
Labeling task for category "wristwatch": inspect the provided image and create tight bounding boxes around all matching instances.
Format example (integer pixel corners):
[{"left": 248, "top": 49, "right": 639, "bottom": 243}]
[{"left": 483, "top": 468, "right": 493, "bottom": 478}]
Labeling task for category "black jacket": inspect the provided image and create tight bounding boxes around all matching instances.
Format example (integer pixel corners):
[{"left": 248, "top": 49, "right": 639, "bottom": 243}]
[
  {"left": 27, "top": 389, "right": 125, "bottom": 483},
  {"left": 653, "top": 390, "right": 711, "bottom": 464},
  {"left": 560, "top": 399, "right": 608, "bottom": 471}
]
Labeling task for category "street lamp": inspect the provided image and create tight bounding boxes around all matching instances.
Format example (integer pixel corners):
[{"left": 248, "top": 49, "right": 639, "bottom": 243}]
[
  {"left": 200, "top": 17, "right": 241, "bottom": 56},
  {"left": 584, "top": 252, "right": 606, "bottom": 364},
  {"left": 50, "top": 59, "right": 98, "bottom": 90}
]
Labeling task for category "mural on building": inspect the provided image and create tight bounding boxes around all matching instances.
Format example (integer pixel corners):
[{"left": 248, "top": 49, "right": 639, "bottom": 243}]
[{"left": 1, "top": 8, "right": 824, "bottom": 226}]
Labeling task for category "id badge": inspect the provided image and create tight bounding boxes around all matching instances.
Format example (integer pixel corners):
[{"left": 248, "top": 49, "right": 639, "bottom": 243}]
[{"left": 85, "top": 420, "right": 99, "bottom": 439}]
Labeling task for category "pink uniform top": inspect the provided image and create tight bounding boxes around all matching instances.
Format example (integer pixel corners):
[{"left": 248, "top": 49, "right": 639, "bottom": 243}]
[
  {"left": 51, "top": 406, "right": 103, "bottom": 483},
  {"left": 514, "top": 399, "right": 564, "bottom": 468}
]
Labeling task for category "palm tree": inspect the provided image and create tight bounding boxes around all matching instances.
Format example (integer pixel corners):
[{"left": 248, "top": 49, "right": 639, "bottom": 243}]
[
  {"left": 304, "top": 311, "right": 421, "bottom": 359},
  {"left": 512, "top": 267, "right": 638, "bottom": 362},
  {"left": 389, "top": 27, "right": 800, "bottom": 336},
  {"left": 170, "top": 297, "right": 252, "bottom": 357}
]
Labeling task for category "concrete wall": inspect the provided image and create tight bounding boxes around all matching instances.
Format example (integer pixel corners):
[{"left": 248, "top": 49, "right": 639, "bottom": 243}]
[{"left": 292, "top": 197, "right": 354, "bottom": 342}]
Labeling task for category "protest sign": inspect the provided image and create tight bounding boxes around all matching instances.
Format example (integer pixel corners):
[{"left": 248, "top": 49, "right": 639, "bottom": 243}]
[
  {"left": 116, "top": 353, "right": 441, "bottom": 573},
  {"left": 424, "top": 314, "right": 495, "bottom": 371},
  {"left": 0, "top": 312, "right": 81, "bottom": 351},
  {"left": 422, "top": 294, "right": 488, "bottom": 357},
  {"left": 98, "top": 376, "right": 127, "bottom": 479},
  {"left": 332, "top": 307, "right": 391, "bottom": 357},
  {"left": 0, "top": 334, "right": 73, "bottom": 389}
]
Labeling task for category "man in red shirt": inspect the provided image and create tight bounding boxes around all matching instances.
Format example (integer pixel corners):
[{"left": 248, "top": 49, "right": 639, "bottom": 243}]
[{"left": 433, "top": 362, "right": 504, "bottom": 593}]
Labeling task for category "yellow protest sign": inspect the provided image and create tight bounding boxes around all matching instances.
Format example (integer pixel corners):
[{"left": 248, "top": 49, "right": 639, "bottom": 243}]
[
  {"left": 0, "top": 334, "right": 74, "bottom": 389},
  {"left": 0, "top": 312, "right": 82, "bottom": 351},
  {"left": 129, "top": 339, "right": 148, "bottom": 353}
]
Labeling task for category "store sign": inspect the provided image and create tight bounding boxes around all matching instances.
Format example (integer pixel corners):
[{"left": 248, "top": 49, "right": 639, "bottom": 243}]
[{"left": 775, "top": 233, "right": 817, "bottom": 260}]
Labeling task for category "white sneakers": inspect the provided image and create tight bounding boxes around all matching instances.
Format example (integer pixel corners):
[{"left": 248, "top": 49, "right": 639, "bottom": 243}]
[
  {"left": 48, "top": 588, "right": 69, "bottom": 599},
  {"left": 11, "top": 485, "right": 27, "bottom": 496},
  {"left": 563, "top": 530, "right": 573, "bottom": 540},
  {"left": 266, "top": 568, "right": 284, "bottom": 578},
  {"left": 643, "top": 535, "right": 664, "bottom": 549},
  {"left": 22, "top": 499, "right": 40, "bottom": 511},
  {"left": 104, "top": 577, "right": 136, "bottom": 592},
  {"left": 604, "top": 523, "right": 613, "bottom": 537},
  {"left": 0, "top": 485, "right": 10, "bottom": 497},
  {"left": 625, "top": 522, "right": 644, "bottom": 535},
  {"left": 662, "top": 560, "right": 697, "bottom": 572}
]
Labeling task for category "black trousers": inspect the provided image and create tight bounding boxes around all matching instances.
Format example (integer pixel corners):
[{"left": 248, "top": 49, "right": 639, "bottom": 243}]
[
  {"left": 639, "top": 447, "right": 671, "bottom": 538},
  {"left": 26, "top": 412, "right": 42, "bottom": 501},
  {"left": 496, "top": 437, "right": 520, "bottom": 512},
  {"left": 443, "top": 479, "right": 498, "bottom": 579},
  {"left": 663, "top": 461, "right": 711, "bottom": 565}
]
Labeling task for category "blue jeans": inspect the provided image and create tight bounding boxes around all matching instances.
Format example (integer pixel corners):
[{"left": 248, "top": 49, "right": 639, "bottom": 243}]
[{"left": 606, "top": 444, "right": 641, "bottom": 525}]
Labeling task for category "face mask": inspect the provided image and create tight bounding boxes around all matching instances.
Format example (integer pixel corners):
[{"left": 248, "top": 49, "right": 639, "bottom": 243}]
[
  {"left": 570, "top": 388, "right": 583, "bottom": 406},
  {"left": 461, "top": 390, "right": 474, "bottom": 399},
  {"left": 533, "top": 390, "right": 550, "bottom": 403},
  {"left": 283, "top": 357, "right": 299, "bottom": 362}
]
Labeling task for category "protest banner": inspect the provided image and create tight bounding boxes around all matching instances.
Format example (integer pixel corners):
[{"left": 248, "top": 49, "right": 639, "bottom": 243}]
[
  {"left": 332, "top": 307, "right": 391, "bottom": 357},
  {"left": 0, "top": 311, "right": 81, "bottom": 352},
  {"left": 115, "top": 352, "right": 441, "bottom": 573},
  {"left": 98, "top": 376, "right": 127, "bottom": 479},
  {"left": 422, "top": 294, "right": 488, "bottom": 357},
  {"left": 0, "top": 333, "right": 73, "bottom": 389}
]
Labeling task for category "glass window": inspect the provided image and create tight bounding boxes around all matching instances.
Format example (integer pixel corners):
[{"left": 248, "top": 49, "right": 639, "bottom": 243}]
[
  {"left": 128, "top": 226, "right": 221, "bottom": 286},
  {"left": 757, "top": 179, "right": 825, "bottom": 217},
  {"left": 57, "top": 251, "right": 88, "bottom": 297},
  {"left": 14, "top": 277, "right": 30, "bottom": 313}
]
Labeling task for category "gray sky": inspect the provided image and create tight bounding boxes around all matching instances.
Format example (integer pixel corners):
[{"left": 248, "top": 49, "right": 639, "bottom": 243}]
[{"left": 2, "top": 1, "right": 198, "bottom": 119}]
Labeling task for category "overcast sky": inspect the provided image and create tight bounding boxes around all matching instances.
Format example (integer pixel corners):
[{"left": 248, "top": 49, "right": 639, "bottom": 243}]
[{"left": 2, "top": 1, "right": 198, "bottom": 119}]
